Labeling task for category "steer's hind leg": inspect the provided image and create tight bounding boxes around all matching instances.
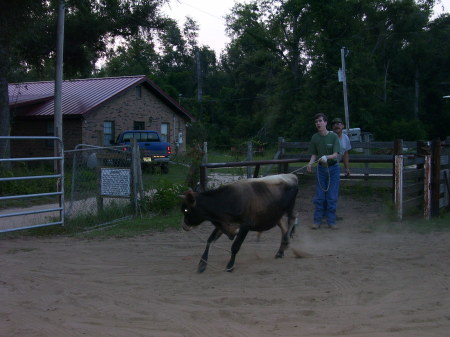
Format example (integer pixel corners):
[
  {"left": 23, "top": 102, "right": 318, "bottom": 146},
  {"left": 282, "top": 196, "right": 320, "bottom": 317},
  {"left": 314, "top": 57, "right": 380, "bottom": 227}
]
[
  {"left": 198, "top": 228, "right": 222, "bottom": 273},
  {"left": 276, "top": 213, "right": 296, "bottom": 258},
  {"left": 226, "top": 228, "right": 249, "bottom": 272}
]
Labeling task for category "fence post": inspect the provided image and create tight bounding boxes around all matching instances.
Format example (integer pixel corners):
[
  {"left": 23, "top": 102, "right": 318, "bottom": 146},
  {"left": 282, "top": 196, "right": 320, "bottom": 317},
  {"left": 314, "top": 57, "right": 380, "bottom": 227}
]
[
  {"left": 131, "top": 139, "right": 139, "bottom": 217},
  {"left": 202, "top": 142, "right": 208, "bottom": 165},
  {"left": 394, "top": 154, "right": 404, "bottom": 220},
  {"left": 137, "top": 150, "right": 144, "bottom": 201},
  {"left": 393, "top": 139, "right": 403, "bottom": 204},
  {"left": 424, "top": 154, "right": 432, "bottom": 220},
  {"left": 200, "top": 142, "right": 208, "bottom": 190},
  {"left": 363, "top": 133, "right": 370, "bottom": 180},
  {"left": 431, "top": 139, "right": 441, "bottom": 217},
  {"left": 277, "top": 137, "right": 284, "bottom": 173},
  {"left": 199, "top": 166, "right": 207, "bottom": 192},
  {"left": 417, "top": 141, "right": 431, "bottom": 220},
  {"left": 246, "top": 141, "right": 253, "bottom": 178}
]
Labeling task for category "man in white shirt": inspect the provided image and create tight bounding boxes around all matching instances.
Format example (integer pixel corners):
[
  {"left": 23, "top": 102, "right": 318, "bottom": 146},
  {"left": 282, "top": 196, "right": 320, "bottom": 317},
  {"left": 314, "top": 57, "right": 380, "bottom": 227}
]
[{"left": 331, "top": 118, "right": 351, "bottom": 176}]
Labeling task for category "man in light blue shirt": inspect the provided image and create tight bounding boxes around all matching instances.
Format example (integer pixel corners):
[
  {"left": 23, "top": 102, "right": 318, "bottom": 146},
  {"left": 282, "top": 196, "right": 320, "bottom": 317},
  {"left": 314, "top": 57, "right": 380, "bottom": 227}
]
[{"left": 331, "top": 118, "right": 352, "bottom": 176}]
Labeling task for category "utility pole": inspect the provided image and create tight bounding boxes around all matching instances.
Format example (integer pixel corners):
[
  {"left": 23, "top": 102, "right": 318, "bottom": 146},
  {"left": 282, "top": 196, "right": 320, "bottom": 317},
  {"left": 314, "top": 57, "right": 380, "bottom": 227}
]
[
  {"left": 195, "top": 49, "right": 203, "bottom": 117},
  {"left": 54, "top": 0, "right": 65, "bottom": 164},
  {"left": 340, "top": 47, "right": 350, "bottom": 133},
  {"left": 196, "top": 50, "right": 203, "bottom": 103},
  {"left": 54, "top": 0, "right": 65, "bottom": 223}
]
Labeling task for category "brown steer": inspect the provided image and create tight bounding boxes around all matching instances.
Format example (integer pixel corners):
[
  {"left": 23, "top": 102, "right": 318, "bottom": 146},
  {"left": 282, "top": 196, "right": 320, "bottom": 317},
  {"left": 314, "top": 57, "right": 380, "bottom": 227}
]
[{"left": 180, "top": 173, "right": 299, "bottom": 273}]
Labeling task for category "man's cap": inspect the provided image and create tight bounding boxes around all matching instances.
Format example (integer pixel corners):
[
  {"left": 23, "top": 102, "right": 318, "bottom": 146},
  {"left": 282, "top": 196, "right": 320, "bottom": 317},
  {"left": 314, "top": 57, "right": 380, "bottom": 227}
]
[{"left": 331, "top": 117, "right": 343, "bottom": 125}]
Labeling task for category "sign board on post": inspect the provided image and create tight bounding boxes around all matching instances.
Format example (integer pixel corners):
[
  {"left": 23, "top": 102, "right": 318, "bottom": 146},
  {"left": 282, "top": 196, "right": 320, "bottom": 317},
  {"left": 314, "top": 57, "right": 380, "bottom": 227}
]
[{"left": 100, "top": 168, "right": 131, "bottom": 197}]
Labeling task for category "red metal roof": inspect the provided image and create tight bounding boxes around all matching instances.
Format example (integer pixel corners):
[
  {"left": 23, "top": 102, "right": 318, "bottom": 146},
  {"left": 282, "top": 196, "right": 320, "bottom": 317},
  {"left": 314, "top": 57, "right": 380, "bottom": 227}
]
[{"left": 8, "top": 75, "right": 193, "bottom": 121}]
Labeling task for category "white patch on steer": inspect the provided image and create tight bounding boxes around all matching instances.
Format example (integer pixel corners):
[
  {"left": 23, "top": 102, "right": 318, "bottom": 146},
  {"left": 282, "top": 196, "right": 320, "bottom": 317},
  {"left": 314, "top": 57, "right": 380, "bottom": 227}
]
[
  {"left": 229, "top": 173, "right": 297, "bottom": 188},
  {"left": 251, "top": 173, "right": 298, "bottom": 186}
]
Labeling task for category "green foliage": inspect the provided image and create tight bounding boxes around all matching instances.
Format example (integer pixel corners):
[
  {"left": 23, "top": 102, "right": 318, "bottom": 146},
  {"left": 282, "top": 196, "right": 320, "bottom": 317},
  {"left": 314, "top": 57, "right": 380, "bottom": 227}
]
[
  {"left": 5, "top": 0, "right": 170, "bottom": 79},
  {"left": 5, "top": 0, "right": 450, "bottom": 147},
  {"left": 0, "top": 165, "right": 56, "bottom": 197},
  {"left": 378, "top": 119, "right": 429, "bottom": 141},
  {"left": 139, "top": 181, "right": 187, "bottom": 214}
]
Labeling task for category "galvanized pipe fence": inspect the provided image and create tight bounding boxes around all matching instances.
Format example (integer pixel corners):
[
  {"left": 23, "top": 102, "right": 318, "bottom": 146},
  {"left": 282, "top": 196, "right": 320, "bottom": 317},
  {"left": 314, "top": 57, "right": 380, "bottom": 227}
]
[
  {"left": 0, "top": 136, "right": 64, "bottom": 233},
  {"left": 0, "top": 138, "right": 146, "bottom": 233}
]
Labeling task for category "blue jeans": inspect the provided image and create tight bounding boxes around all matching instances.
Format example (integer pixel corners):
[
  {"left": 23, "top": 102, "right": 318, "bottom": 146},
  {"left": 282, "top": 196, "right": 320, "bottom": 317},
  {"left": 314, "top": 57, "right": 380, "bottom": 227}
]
[{"left": 313, "top": 163, "right": 340, "bottom": 225}]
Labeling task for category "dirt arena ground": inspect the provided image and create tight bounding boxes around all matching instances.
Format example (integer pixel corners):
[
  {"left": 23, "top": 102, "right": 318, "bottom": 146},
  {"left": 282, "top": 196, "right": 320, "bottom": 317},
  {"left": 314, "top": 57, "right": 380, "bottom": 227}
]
[{"left": 1, "top": 179, "right": 449, "bottom": 337}]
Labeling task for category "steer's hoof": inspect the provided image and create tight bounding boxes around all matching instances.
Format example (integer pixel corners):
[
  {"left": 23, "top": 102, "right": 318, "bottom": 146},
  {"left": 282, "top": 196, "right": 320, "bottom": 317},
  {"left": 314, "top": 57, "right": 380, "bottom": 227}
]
[
  {"left": 275, "top": 252, "right": 284, "bottom": 259},
  {"left": 226, "top": 262, "right": 235, "bottom": 272},
  {"left": 197, "top": 261, "right": 207, "bottom": 273}
]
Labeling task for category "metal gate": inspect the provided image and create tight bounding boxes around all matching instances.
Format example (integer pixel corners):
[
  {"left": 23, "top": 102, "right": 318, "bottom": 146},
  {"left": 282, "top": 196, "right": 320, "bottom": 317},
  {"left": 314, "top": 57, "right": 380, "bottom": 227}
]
[{"left": 0, "top": 136, "right": 64, "bottom": 233}]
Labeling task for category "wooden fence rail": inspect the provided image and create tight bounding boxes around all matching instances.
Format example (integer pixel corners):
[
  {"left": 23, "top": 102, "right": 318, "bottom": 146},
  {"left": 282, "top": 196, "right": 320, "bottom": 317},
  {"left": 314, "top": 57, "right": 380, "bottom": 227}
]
[
  {"left": 277, "top": 138, "right": 418, "bottom": 178},
  {"left": 199, "top": 137, "right": 449, "bottom": 220}
]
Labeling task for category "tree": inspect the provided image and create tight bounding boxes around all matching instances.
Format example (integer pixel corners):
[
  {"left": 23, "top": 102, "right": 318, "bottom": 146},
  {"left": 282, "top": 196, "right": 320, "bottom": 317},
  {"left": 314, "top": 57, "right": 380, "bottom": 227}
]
[
  {"left": 98, "top": 37, "right": 159, "bottom": 77},
  {"left": 0, "top": 0, "right": 49, "bottom": 159},
  {"left": 1, "top": 0, "right": 169, "bottom": 158}
]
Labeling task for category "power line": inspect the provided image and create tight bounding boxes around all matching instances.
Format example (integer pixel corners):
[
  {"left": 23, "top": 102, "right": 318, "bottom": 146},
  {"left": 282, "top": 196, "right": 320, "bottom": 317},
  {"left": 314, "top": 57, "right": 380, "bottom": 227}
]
[{"left": 178, "top": 0, "right": 225, "bottom": 21}]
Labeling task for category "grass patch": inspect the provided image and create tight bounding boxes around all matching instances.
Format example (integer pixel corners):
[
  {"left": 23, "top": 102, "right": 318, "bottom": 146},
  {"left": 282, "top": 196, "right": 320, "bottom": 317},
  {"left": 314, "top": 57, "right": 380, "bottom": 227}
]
[
  {"left": 401, "top": 212, "right": 450, "bottom": 233},
  {"left": 340, "top": 183, "right": 391, "bottom": 200},
  {"left": 1, "top": 207, "right": 183, "bottom": 239},
  {"left": 1, "top": 177, "right": 186, "bottom": 239},
  {"left": 76, "top": 209, "right": 182, "bottom": 239},
  {"left": 366, "top": 209, "right": 450, "bottom": 234}
]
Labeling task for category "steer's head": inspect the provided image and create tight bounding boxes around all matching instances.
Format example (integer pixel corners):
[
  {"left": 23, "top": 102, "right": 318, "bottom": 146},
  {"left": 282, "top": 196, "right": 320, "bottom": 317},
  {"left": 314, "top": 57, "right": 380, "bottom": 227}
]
[{"left": 180, "top": 190, "right": 204, "bottom": 231}]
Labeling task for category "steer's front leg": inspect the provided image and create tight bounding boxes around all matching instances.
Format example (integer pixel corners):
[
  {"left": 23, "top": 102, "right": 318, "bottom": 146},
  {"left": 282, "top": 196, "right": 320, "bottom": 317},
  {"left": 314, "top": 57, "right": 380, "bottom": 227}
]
[
  {"left": 198, "top": 227, "right": 222, "bottom": 273},
  {"left": 226, "top": 228, "right": 249, "bottom": 272}
]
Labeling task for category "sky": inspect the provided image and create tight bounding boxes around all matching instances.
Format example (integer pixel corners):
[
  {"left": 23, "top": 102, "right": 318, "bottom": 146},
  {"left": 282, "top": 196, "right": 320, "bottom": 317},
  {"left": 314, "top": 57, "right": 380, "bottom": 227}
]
[
  {"left": 162, "top": 0, "right": 246, "bottom": 55},
  {"left": 163, "top": 0, "right": 450, "bottom": 55}
]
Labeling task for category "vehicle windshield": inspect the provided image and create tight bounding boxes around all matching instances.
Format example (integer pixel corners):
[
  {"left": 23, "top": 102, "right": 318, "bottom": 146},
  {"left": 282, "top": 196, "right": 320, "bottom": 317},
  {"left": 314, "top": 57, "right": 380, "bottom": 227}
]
[{"left": 121, "top": 132, "right": 159, "bottom": 142}]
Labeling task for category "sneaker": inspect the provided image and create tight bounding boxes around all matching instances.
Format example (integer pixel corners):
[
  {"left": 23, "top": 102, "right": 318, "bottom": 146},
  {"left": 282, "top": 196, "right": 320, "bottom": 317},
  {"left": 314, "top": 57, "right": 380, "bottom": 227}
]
[
  {"left": 311, "top": 223, "right": 320, "bottom": 230},
  {"left": 329, "top": 224, "right": 339, "bottom": 230}
]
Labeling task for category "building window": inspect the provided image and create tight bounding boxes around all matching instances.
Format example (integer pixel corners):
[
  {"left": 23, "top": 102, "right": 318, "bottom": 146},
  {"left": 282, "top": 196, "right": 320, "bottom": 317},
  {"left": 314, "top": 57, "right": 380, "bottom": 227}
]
[
  {"left": 161, "top": 123, "right": 169, "bottom": 142},
  {"left": 133, "top": 121, "right": 145, "bottom": 130},
  {"left": 135, "top": 85, "right": 142, "bottom": 98},
  {"left": 103, "top": 121, "right": 115, "bottom": 146}
]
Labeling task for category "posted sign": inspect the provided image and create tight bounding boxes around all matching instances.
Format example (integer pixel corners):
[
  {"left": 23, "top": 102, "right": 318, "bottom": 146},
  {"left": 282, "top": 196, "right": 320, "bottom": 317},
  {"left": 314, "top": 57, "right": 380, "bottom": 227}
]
[{"left": 100, "top": 168, "right": 131, "bottom": 197}]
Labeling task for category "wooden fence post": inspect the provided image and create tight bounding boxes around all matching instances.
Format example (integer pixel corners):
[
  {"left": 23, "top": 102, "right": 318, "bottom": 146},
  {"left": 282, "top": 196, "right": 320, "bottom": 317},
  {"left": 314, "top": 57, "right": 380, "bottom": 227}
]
[
  {"left": 431, "top": 139, "right": 441, "bottom": 217},
  {"left": 131, "top": 138, "right": 139, "bottom": 217},
  {"left": 424, "top": 154, "right": 432, "bottom": 220},
  {"left": 393, "top": 139, "right": 403, "bottom": 204},
  {"left": 202, "top": 142, "right": 208, "bottom": 190},
  {"left": 363, "top": 133, "right": 370, "bottom": 180},
  {"left": 277, "top": 137, "right": 284, "bottom": 173},
  {"left": 246, "top": 141, "right": 253, "bottom": 178},
  {"left": 417, "top": 141, "right": 431, "bottom": 219},
  {"left": 199, "top": 166, "right": 206, "bottom": 192},
  {"left": 394, "top": 154, "right": 403, "bottom": 220}
]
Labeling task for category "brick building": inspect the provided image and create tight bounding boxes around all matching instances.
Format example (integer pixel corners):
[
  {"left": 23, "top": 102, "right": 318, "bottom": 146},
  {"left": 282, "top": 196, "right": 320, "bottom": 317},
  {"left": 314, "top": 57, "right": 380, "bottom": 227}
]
[{"left": 8, "top": 75, "right": 193, "bottom": 157}]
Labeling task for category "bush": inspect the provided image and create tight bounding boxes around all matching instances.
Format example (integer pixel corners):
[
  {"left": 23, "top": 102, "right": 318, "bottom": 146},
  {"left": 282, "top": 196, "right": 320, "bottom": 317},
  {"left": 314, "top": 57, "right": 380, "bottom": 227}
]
[
  {"left": 140, "top": 181, "right": 187, "bottom": 214},
  {"left": 376, "top": 119, "right": 428, "bottom": 141},
  {"left": 0, "top": 166, "right": 56, "bottom": 196}
]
